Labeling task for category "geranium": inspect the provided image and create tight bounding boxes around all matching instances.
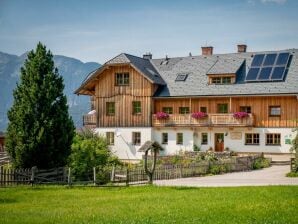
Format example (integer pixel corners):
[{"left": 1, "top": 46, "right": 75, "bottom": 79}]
[
  {"left": 191, "top": 112, "right": 208, "bottom": 119},
  {"left": 233, "top": 112, "right": 249, "bottom": 119},
  {"left": 155, "top": 112, "right": 170, "bottom": 120}
]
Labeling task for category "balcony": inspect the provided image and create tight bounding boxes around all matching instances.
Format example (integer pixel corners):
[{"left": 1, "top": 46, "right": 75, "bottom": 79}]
[
  {"left": 152, "top": 113, "right": 254, "bottom": 127},
  {"left": 83, "top": 114, "right": 96, "bottom": 128}
]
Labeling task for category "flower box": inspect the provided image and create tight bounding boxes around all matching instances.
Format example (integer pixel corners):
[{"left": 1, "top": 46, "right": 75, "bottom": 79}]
[
  {"left": 191, "top": 112, "right": 208, "bottom": 119},
  {"left": 155, "top": 112, "right": 170, "bottom": 120},
  {"left": 233, "top": 112, "right": 249, "bottom": 119}
]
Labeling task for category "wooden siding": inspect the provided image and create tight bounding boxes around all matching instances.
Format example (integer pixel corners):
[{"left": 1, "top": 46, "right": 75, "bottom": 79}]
[
  {"left": 94, "top": 65, "right": 155, "bottom": 127},
  {"left": 153, "top": 96, "right": 298, "bottom": 128}
]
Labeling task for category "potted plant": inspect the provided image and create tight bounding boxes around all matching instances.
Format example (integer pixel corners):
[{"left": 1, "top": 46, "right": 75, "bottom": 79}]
[
  {"left": 155, "top": 112, "right": 170, "bottom": 120},
  {"left": 191, "top": 112, "right": 208, "bottom": 119},
  {"left": 233, "top": 112, "right": 249, "bottom": 119}
]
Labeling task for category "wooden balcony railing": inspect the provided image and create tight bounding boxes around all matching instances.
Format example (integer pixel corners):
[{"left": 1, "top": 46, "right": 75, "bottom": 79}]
[
  {"left": 152, "top": 113, "right": 254, "bottom": 127},
  {"left": 83, "top": 114, "right": 96, "bottom": 128}
]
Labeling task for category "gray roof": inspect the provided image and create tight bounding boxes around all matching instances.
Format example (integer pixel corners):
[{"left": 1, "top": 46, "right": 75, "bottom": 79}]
[
  {"left": 150, "top": 49, "right": 298, "bottom": 97},
  {"left": 106, "top": 53, "right": 165, "bottom": 85}
]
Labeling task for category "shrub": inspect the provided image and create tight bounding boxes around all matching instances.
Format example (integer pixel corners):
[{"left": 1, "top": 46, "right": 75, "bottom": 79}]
[
  {"left": 155, "top": 112, "right": 169, "bottom": 120},
  {"left": 252, "top": 157, "right": 271, "bottom": 170},
  {"left": 69, "top": 129, "right": 120, "bottom": 184},
  {"left": 209, "top": 164, "right": 226, "bottom": 175},
  {"left": 193, "top": 145, "right": 201, "bottom": 152},
  {"left": 286, "top": 172, "right": 298, "bottom": 177},
  {"left": 233, "top": 112, "right": 249, "bottom": 119}
]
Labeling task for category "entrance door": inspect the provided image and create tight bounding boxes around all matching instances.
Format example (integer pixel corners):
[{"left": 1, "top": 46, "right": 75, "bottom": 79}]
[{"left": 214, "top": 133, "right": 224, "bottom": 152}]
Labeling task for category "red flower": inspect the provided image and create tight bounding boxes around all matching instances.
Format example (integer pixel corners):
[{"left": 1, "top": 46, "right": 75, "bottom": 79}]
[
  {"left": 191, "top": 112, "right": 208, "bottom": 119},
  {"left": 233, "top": 112, "right": 249, "bottom": 119},
  {"left": 155, "top": 112, "right": 170, "bottom": 120}
]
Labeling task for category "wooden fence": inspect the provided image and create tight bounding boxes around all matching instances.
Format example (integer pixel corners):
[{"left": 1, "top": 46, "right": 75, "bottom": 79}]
[
  {"left": 291, "top": 158, "right": 297, "bottom": 172},
  {"left": 0, "top": 167, "right": 68, "bottom": 186},
  {"left": 112, "top": 155, "right": 263, "bottom": 184}
]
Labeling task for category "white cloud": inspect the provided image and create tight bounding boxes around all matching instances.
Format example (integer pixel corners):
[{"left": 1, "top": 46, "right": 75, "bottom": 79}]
[{"left": 260, "top": 0, "right": 287, "bottom": 4}]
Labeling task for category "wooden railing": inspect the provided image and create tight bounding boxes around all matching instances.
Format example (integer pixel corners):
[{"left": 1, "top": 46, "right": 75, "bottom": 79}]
[
  {"left": 152, "top": 113, "right": 254, "bottom": 127},
  {"left": 83, "top": 114, "right": 96, "bottom": 128}
]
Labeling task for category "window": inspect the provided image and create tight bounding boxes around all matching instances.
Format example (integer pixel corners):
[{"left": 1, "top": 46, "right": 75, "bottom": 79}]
[
  {"left": 245, "top": 133, "right": 259, "bottom": 145},
  {"left": 176, "top": 133, "right": 183, "bottom": 145},
  {"left": 175, "top": 74, "right": 188, "bottom": 81},
  {"left": 217, "top": 104, "right": 228, "bottom": 113},
  {"left": 132, "top": 101, "right": 141, "bottom": 114},
  {"left": 201, "top": 133, "right": 208, "bottom": 145},
  {"left": 115, "top": 73, "right": 129, "bottom": 86},
  {"left": 211, "top": 77, "right": 232, "bottom": 84},
  {"left": 240, "top": 106, "right": 251, "bottom": 113},
  {"left": 106, "top": 132, "right": 114, "bottom": 145},
  {"left": 162, "top": 107, "right": 173, "bottom": 114},
  {"left": 266, "top": 133, "right": 281, "bottom": 145},
  {"left": 269, "top": 106, "right": 281, "bottom": 117},
  {"left": 200, "top": 107, "right": 207, "bottom": 113},
  {"left": 162, "top": 133, "right": 168, "bottom": 144},
  {"left": 179, "top": 107, "right": 189, "bottom": 114},
  {"left": 132, "top": 132, "right": 141, "bottom": 145},
  {"left": 106, "top": 102, "right": 115, "bottom": 116}
]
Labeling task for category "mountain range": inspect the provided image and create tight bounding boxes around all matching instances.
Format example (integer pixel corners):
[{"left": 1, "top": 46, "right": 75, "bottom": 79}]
[{"left": 0, "top": 51, "right": 101, "bottom": 131}]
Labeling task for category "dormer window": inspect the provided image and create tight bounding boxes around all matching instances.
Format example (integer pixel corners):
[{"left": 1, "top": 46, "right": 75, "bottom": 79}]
[
  {"left": 115, "top": 73, "right": 129, "bottom": 86},
  {"left": 209, "top": 75, "right": 235, "bottom": 85}
]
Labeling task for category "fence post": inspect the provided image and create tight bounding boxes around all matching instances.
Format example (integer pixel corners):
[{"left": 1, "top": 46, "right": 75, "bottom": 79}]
[
  {"left": 68, "top": 167, "right": 72, "bottom": 186},
  {"left": 110, "top": 165, "right": 115, "bottom": 182},
  {"left": 0, "top": 166, "right": 3, "bottom": 186},
  {"left": 31, "top": 166, "right": 36, "bottom": 186},
  {"left": 126, "top": 168, "right": 129, "bottom": 186},
  {"left": 93, "top": 167, "right": 96, "bottom": 186}
]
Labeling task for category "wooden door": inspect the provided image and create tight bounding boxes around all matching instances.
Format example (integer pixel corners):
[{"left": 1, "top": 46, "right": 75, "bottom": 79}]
[{"left": 215, "top": 133, "right": 224, "bottom": 152}]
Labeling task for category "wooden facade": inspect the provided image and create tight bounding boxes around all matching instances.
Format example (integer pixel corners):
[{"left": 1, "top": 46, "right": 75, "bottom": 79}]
[
  {"left": 153, "top": 96, "right": 298, "bottom": 128},
  {"left": 93, "top": 65, "right": 157, "bottom": 127}
]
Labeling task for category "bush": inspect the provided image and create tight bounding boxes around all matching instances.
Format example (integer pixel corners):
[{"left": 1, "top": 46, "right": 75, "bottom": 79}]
[
  {"left": 209, "top": 164, "right": 226, "bottom": 175},
  {"left": 286, "top": 172, "right": 298, "bottom": 177},
  {"left": 68, "top": 129, "right": 120, "bottom": 184},
  {"left": 193, "top": 145, "right": 201, "bottom": 152},
  {"left": 252, "top": 157, "right": 271, "bottom": 170}
]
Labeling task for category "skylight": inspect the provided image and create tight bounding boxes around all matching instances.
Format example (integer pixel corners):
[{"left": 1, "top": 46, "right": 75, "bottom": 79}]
[{"left": 175, "top": 74, "right": 188, "bottom": 81}]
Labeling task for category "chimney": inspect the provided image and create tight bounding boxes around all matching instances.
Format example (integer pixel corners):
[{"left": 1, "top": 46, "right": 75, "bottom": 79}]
[
  {"left": 201, "top": 46, "right": 213, "bottom": 56},
  {"left": 143, "top": 52, "right": 152, "bottom": 60},
  {"left": 237, "top": 44, "right": 247, "bottom": 53}
]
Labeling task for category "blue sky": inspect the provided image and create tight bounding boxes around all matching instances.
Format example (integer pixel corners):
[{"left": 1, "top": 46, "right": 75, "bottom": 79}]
[{"left": 0, "top": 0, "right": 297, "bottom": 63}]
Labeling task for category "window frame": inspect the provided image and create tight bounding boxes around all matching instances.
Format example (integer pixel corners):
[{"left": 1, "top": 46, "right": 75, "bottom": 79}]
[
  {"left": 106, "top": 102, "right": 115, "bottom": 116},
  {"left": 132, "top": 132, "right": 141, "bottom": 145},
  {"left": 115, "top": 72, "right": 130, "bottom": 86},
  {"left": 217, "top": 104, "right": 228, "bottom": 113},
  {"left": 179, "top": 107, "right": 190, "bottom": 114},
  {"left": 132, "top": 101, "right": 142, "bottom": 115},
  {"left": 266, "top": 133, "right": 281, "bottom": 145},
  {"left": 201, "top": 133, "right": 208, "bottom": 145},
  {"left": 106, "top": 132, "right": 115, "bottom": 145},
  {"left": 162, "top": 107, "right": 173, "bottom": 114},
  {"left": 240, "top": 106, "right": 252, "bottom": 113},
  {"left": 161, "top": 133, "right": 168, "bottom": 145},
  {"left": 176, "top": 133, "right": 183, "bottom": 145},
  {"left": 245, "top": 133, "right": 260, "bottom": 145},
  {"left": 269, "top": 106, "right": 281, "bottom": 117}
]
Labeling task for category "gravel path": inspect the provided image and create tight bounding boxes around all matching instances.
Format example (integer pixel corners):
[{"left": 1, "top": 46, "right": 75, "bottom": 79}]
[{"left": 155, "top": 165, "right": 298, "bottom": 187}]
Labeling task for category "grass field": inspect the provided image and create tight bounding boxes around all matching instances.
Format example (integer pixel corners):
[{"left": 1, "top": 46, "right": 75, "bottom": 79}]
[{"left": 0, "top": 185, "right": 297, "bottom": 224}]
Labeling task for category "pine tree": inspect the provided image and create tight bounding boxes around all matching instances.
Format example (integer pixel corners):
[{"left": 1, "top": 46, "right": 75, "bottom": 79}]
[{"left": 6, "top": 42, "right": 74, "bottom": 168}]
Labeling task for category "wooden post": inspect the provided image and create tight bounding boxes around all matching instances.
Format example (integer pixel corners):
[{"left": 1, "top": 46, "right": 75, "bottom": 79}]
[
  {"left": 68, "top": 167, "right": 72, "bottom": 186},
  {"left": 110, "top": 165, "right": 115, "bottom": 182},
  {"left": 93, "top": 167, "right": 96, "bottom": 186},
  {"left": 126, "top": 167, "right": 129, "bottom": 186},
  {"left": 31, "top": 166, "right": 36, "bottom": 186},
  {"left": 0, "top": 166, "right": 3, "bottom": 186}
]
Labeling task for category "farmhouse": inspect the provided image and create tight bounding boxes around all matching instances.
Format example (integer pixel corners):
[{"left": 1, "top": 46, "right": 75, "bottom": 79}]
[{"left": 75, "top": 45, "right": 298, "bottom": 160}]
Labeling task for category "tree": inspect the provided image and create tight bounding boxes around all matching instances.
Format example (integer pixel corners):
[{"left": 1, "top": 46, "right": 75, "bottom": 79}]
[
  {"left": 290, "top": 128, "right": 298, "bottom": 172},
  {"left": 6, "top": 42, "right": 74, "bottom": 168}
]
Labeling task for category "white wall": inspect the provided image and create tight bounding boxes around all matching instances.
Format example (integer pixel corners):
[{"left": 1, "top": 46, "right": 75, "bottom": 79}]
[{"left": 94, "top": 127, "right": 152, "bottom": 160}]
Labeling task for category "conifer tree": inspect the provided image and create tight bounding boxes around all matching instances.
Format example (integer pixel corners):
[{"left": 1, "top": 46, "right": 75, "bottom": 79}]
[{"left": 6, "top": 42, "right": 74, "bottom": 168}]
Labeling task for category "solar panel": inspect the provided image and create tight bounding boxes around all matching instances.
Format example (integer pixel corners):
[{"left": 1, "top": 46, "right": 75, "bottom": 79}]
[
  {"left": 246, "top": 68, "right": 259, "bottom": 81},
  {"left": 276, "top": 53, "right": 290, "bottom": 66},
  {"left": 175, "top": 74, "right": 188, "bottom": 81},
  {"left": 258, "top": 67, "right": 272, "bottom": 80},
  {"left": 245, "top": 52, "right": 291, "bottom": 82},
  {"left": 271, "top": 66, "right": 286, "bottom": 80},
  {"left": 251, "top": 54, "right": 265, "bottom": 66},
  {"left": 263, "top": 54, "right": 277, "bottom": 66}
]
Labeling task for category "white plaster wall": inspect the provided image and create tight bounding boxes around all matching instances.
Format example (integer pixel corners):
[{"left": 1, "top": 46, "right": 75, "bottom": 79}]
[
  {"left": 94, "top": 127, "right": 152, "bottom": 160},
  {"left": 153, "top": 128, "right": 194, "bottom": 155}
]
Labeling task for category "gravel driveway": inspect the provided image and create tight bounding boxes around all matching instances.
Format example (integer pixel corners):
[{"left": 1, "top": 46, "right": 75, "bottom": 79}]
[{"left": 155, "top": 165, "right": 298, "bottom": 187}]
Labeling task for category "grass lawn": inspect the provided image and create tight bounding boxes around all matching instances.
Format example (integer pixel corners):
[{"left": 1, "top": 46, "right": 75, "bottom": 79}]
[{"left": 0, "top": 185, "right": 297, "bottom": 224}]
